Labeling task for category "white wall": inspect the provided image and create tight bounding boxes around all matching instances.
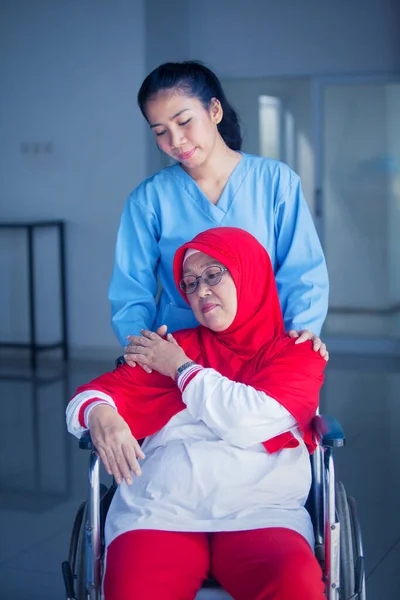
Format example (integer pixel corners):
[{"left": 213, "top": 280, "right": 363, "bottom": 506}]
[
  {"left": 144, "top": 0, "right": 191, "bottom": 176},
  {"left": 187, "top": 0, "right": 400, "bottom": 78},
  {"left": 0, "top": 0, "right": 146, "bottom": 358}
]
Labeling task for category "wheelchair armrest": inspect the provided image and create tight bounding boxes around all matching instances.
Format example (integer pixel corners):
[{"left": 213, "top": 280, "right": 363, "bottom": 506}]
[
  {"left": 312, "top": 415, "right": 345, "bottom": 448},
  {"left": 79, "top": 430, "right": 94, "bottom": 450}
]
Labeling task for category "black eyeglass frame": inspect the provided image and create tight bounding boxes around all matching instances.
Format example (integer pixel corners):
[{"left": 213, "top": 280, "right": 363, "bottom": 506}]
[{"left": 179, "top": 265, "right": 228, "bottom": 295}]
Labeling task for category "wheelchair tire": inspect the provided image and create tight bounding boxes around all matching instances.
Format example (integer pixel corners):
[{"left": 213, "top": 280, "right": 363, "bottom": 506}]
[
  {"left": 336, "top": 481, "right": 355, "bottom": 600},
  {"left": 75, "top": 502, "right": 88, "bottom": 600},
  {"left": 347, "top": 496, "right": 366, "bottom": 600},
  {"left": 68, "top": 501, "right": 85, "bottom": 579}
]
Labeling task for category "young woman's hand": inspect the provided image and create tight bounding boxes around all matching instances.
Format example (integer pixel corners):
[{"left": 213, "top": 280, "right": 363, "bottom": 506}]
[
  {"left": 124, "top": 325, "right": 168, "bottom": 372},
  {"left": 288, "top": 329, "right": 329, "bottom": 361},
  {"left": 125, "top": 328, "right": 190, "bottom": 378},
  {"left": 87, "top": 404, "right": 145, "bottom": 485}
]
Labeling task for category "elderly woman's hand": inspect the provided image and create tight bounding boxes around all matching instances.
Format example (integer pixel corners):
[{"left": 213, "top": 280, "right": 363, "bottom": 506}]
[
  {"left": 87, "top": 404, "right": 145, "bottom": 485},
  {"left": 124, "top": 325, "right": 169, "bottom": 372},
  {"left": 125, "top": 328, "right": 190, "bottom": 378},
  {"left": 288, "top": 329, "right": 329, "bottom": 361}
]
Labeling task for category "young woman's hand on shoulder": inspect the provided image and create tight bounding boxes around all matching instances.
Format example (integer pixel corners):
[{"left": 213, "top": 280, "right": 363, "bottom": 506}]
[{"left": 288, "top": 329, "right": 329, "bottom": 361}]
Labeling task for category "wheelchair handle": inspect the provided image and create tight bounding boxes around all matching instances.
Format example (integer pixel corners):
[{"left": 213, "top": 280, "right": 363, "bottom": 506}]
[
  {"left": 313, "top": 415, "right": 345, "bottom": 448},
  {"left": 79, "top": 430, "right": 94, "bottom": 450}
]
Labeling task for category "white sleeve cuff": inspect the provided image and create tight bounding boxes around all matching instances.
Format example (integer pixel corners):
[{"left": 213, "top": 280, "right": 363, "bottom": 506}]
[
  {"left": 176, "top": 363, "right": 204, "bottom": 393},
  {"left": 66, "top": 390, "right": 117, "bottom": 438},
  {"left": 84, "top": 401, "right": 116, "bottom": 428}
]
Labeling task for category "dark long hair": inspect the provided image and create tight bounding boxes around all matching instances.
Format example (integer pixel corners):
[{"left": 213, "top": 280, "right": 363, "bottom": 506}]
[{"left": 137, "top": 61, "right": 242, "bottom": 151}]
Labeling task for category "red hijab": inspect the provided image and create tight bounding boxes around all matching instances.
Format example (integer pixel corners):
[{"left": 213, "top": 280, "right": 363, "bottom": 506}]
[{"left": 77, "top": 228, "right": 325, "bottom": 453}]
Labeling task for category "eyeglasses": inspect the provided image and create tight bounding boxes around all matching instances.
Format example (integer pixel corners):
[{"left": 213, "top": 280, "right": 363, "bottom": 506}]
[{"left": 179, "top": 265, "right": 228, "bottom": 295}]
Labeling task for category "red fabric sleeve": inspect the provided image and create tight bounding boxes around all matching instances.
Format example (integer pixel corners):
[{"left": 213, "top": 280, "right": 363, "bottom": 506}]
[
  {"left": 247, "top": 340, "right": 326, "bottom": 453},
  {"left": 72, "top": 364, "right": 186, "bottom": 440},
  {"left": 249, "top": 340, "right": 325, "bottom": 427}
]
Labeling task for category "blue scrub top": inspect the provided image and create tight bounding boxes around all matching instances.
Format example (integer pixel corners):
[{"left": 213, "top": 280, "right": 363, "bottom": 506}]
[{"left": 109, "top": 153, "right": 329, "bottom": 345}]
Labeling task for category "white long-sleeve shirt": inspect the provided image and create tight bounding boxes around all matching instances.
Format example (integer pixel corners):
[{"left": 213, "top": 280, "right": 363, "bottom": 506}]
[{"left": 66, "top": 367, "right": 314, "bottom": 548}]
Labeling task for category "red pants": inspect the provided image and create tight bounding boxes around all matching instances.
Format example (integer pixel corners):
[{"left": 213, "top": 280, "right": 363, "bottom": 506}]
[{"left": 103, "top": 527, "right": 325, "bottom": 600}]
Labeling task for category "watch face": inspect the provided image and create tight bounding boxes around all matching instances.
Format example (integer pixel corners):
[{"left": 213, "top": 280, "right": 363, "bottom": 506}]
[{"left": 177, "top": 361, "right": 194, "bottom": 375}]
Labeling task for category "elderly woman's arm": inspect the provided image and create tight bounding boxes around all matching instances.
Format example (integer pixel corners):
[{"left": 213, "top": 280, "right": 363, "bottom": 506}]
[
  {"left": 177, "top": 366, "right": 297, "bottom": 448},
  {"left": 127, "top": 332, "right": 307, "bottom": 448},
  {"left": 175, "top": 342, "right": 324, "bottom": 449},
  {"left": 123, "top": 331, "right": 325, "bottom": 450},
  {"left": 66, "top": 389, "right": 117, "bottom": 438},
  {"left": 86, "top": 405, "right": 144, "bottom": 484},
  {"left": 66, "top": 369, "right": 145, "bottom": 485}
]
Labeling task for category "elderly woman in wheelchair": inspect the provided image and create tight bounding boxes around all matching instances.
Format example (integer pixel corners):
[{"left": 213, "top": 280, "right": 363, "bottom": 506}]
[{"left": 65, "top": 227, "right": 365, "bottom": 600}]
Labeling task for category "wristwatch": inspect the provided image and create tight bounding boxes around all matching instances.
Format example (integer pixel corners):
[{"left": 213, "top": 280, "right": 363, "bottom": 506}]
[{"left": 174, "top": 361, "right": 197, "bottom": 383}]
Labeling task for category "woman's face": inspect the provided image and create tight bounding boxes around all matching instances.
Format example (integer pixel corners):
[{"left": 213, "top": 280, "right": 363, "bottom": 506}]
[
  {"left": 144, "top": 89, "right": 223, "bottom": 169},
  {"left": 182, "top": 251, "right": 237, "bottom": 332}
]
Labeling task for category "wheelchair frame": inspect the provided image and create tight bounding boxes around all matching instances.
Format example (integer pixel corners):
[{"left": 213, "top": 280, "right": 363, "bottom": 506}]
[{"left": 62, "top": 415, "right": 366, "bottom": 600}]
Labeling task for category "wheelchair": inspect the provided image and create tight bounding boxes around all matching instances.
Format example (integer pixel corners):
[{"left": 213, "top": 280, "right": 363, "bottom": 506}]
[{"left": 62, "top": 415, "right": 366, "bottom": 600}]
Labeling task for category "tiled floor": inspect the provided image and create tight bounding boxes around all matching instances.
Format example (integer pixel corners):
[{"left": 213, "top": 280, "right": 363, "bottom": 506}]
[{"left": 0, "top": 353, "right": 399, "bottom": 599}]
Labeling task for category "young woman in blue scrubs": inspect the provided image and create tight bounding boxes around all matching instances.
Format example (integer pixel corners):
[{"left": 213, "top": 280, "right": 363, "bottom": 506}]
[{"left": 108, "top": 61, "right": 329, "bottom": 365}]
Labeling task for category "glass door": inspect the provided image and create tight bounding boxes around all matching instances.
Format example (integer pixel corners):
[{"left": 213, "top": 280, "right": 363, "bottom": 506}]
[{"left": 314, "top": 77, "right": 400, "bottom": 340}]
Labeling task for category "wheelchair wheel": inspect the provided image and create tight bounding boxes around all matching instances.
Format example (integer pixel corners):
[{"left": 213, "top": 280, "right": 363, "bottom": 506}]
[
  {"left": 336, "top": 481, "right": 355, "bottom": 599},
  {"left": 64, "top": 482, "right": 112, "bottom": 600},
  {"left": 347, "top": 496, "right": 366, "bottom": 600},
  {"left": 336, "top": 481, "right": 361, "bottom": 600},
  {"left": 74, "top": 502, "right": 88, "bottom": 600},
  {"left": 62, "top": 500, "right": 88, "bottom": 600},
  {"left": 67, "top": 501, "right": 85, "bottom": 580}
]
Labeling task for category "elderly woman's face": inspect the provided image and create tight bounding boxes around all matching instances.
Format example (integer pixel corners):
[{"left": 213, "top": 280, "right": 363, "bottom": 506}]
[{"left": 182, "top": 251, "right": 237, "bottom": 332}]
